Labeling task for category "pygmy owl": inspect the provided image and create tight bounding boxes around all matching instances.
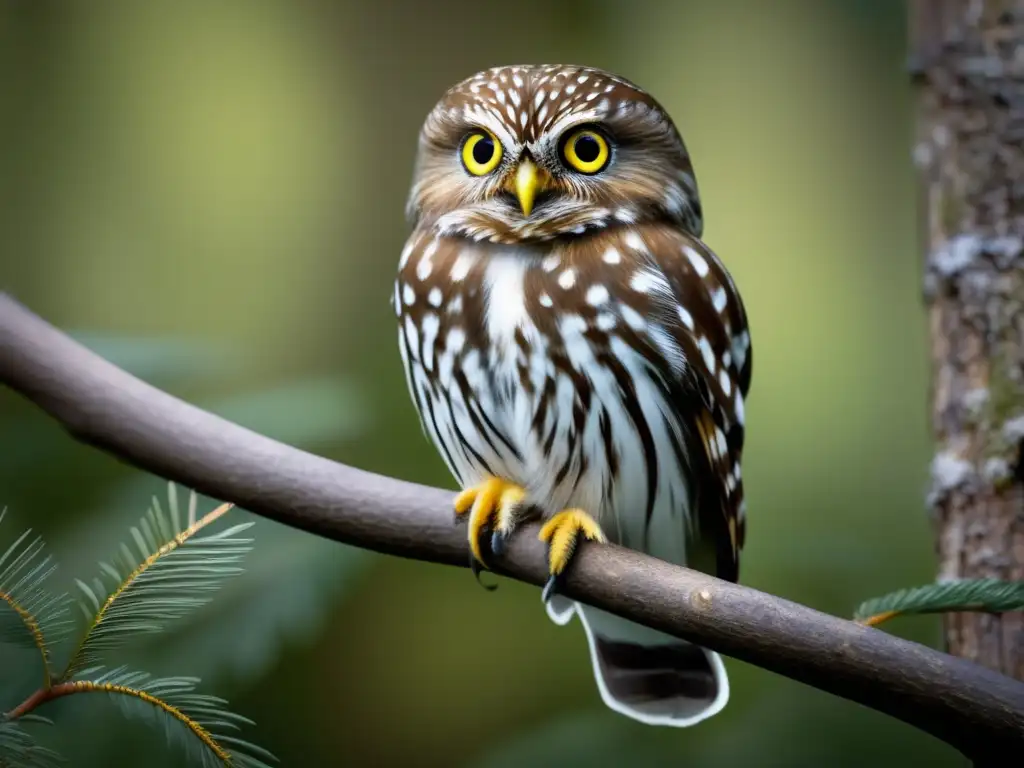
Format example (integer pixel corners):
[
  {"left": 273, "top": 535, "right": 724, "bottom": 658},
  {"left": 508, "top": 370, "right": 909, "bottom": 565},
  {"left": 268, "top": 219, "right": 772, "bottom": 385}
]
[{"left": 394, "top": 64, "right": 752, "bottom": 727}]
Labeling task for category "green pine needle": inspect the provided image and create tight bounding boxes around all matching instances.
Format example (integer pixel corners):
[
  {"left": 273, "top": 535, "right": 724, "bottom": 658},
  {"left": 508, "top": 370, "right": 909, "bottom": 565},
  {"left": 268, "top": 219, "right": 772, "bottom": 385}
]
[
  {"left": 60, "top": 486, "right": 254, "bottom": 680},
  {"left": 67, "top": 666, "right": 277, "bottom": 768},
  {"left": 854, "top": 578, "right": 1024, "bottom": 627},
  {"left": 2, "top": 486, "right": 273, "bottom": 768},
  {"left": 0, "top": 509, "right": 73, "bottom": 687},
  {"left": 0, "top": 720, "right": 63, "bottom": 768}
]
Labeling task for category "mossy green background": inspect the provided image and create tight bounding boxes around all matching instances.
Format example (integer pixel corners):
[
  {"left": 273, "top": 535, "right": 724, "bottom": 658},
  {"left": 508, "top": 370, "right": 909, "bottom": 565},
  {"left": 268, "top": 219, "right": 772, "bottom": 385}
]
[{"left": 0, "top": 1, "right": 959, "bottom": 765}]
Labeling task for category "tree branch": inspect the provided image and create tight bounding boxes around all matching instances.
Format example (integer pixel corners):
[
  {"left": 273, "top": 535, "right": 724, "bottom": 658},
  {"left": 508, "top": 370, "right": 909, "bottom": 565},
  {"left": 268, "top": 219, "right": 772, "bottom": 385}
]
[{"left": 2, "top": 293, "right": 1023, "bottom": 760}]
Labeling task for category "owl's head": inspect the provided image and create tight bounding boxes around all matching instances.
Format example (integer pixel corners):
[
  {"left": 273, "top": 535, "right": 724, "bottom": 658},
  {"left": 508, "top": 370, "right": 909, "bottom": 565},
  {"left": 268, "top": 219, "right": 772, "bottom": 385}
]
[{"left": 406, "top": 64, "right": 703, "bottom": 243}]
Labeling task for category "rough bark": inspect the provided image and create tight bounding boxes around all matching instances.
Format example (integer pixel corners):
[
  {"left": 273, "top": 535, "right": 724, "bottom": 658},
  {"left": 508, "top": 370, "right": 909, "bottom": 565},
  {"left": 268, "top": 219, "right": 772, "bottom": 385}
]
[{"left": 910, "top": 0, "right": 1024, "bottom": 681}]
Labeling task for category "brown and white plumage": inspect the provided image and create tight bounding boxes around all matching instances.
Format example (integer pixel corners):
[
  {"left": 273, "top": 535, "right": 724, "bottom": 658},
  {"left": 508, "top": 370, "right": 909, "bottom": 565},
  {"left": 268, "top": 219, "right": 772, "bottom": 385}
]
[{"left": 394, "top": 65, "right": 752, "bottom": 727}]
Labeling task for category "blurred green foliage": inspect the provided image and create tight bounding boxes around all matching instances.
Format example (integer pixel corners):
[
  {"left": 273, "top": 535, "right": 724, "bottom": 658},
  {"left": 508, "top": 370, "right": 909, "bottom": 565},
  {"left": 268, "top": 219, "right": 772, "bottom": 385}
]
[
  {"left": 0, "top": 488, "right": 276, "bottom": 767},
  {"left": 0, "top": 0, "right": 965, "bottom": 765}
]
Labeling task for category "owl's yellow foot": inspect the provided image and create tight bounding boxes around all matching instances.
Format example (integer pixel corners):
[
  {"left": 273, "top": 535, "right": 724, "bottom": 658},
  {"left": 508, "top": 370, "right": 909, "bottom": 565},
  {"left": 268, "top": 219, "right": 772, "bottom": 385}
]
[
  {"left": 453, "top": 477, "right": 527, "bottom": 581},
  {"left": 538, "top": 509, "right": 606, "bottom": 602}
]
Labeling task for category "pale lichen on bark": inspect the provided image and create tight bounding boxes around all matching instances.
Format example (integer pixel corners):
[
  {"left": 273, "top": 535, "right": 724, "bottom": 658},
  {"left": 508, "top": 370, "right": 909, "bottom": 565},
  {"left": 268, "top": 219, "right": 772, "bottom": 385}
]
[{"left": 911, "top": 0, "right": 1024, "bottom": 680}]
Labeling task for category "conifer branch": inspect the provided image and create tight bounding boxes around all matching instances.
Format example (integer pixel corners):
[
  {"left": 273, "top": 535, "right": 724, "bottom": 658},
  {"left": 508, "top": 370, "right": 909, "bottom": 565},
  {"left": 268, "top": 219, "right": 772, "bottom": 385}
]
[
  {"left": 3, "top": 294, "right": 1024, "bottom": 761},
  {"left": 60, "top": 499, "right": 241, "bottom": 681},
  {"left": 0, "top": 590, "right": 49, "bottom": 684},
  {"left": 855, "top": 579, "right": 1024, "bottom": 629},
  {"left": 0, "top": 486, "right": 273, "bottom": 768},
  {"left": 0, "top": 510, "right": 71, "bottom": 688},
  {"left": 5, "top": 671, "right": 271, "bottom": 767},
  {"left": 0, "top": 719, "right": 62, "bottom": 768}
]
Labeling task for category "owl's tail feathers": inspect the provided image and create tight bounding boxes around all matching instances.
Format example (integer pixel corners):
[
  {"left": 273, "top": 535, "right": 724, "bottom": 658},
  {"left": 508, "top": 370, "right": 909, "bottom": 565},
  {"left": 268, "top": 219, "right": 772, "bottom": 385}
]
[{"left": 547, "top": 599, "right": 729, "bottom": 727}]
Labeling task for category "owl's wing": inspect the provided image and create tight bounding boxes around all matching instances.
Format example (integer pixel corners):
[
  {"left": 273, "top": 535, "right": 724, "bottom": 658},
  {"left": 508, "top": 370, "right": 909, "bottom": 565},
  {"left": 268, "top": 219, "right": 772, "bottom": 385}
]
[{"left": 651, "top": 230, "right": 752, "bottom": 584}]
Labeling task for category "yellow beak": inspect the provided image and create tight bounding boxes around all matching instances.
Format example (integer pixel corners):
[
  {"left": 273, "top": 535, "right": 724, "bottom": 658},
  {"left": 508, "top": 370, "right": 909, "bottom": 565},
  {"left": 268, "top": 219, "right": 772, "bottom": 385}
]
[{"left": 515, "top": 159, "right": 546, "bottom": 217}]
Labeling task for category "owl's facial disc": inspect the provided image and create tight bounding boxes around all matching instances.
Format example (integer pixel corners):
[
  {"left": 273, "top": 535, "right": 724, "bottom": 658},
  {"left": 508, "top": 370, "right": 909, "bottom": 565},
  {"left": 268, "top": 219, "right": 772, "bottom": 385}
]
[{"left": 408, "top": 65, "right": 706, "bottom": 241}]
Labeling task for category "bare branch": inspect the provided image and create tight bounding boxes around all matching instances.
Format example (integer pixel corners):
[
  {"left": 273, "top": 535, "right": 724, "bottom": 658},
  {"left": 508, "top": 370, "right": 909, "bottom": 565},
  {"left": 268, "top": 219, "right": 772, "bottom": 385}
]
[{"left": 1, "top": 293, "right": 1023, "bottom": 759}]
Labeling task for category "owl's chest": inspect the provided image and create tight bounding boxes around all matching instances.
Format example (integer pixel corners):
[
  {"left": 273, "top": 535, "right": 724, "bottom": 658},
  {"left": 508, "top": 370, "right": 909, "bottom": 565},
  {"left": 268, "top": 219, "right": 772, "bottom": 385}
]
[{"left": 394, "top": 240, "right": 544, "bottom": 434}]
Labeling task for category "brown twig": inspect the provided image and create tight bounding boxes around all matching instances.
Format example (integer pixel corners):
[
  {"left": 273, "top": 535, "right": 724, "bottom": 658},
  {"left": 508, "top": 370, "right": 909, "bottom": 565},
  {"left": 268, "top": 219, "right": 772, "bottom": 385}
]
[
  {"left": 5, "top": 681, "right": 230, "bottom": 762},
  {"left": 1, "top": 293, "right": 1024, "bottom": 760}
]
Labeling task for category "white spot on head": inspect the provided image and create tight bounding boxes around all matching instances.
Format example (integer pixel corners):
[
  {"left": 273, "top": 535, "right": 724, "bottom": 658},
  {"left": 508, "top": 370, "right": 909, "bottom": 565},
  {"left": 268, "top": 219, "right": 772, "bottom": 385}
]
[
  {"left": 602, "top": 247, "right": 622, "bottom": 265},
  {"left": 537, "top": 104, "right": 549, "bottom": 124},
  {"left": 542, "top": 254, "right": 561, "bottom": 272},
  {"left": 684, "top": 246, "right": 709, "bottom": 277},
  {"left": 534, "top": 90, "right": 546, "bottom": 108},
  {"left": 428, "top": 287, "right": 443, "bottom": 307},
  {"left": 513, "top": 73, "right": 524, "bottom": 87},
  {"left": 509, "top": 90, "right": 521, "bottom": 107},
  {"left": 734, "top": 392, "right": 745, "bottom": 425},
  {"left": 615, "top": 207, "right": 636, "bottom": 223},
  {"left": 596, "top": 312, "right": 616, "bottom": 331},
  {"left": 538, "top": 292, "right": 553, "bottom": 307},
  {"left": 558, "top": 268, "right": 577, "bottom": 290},
  {"left": 403, "top": 283, "right": 416, "bottom": 306},
  {"left": 620, "top": 304, "right": 646, "bottom": 331},
  {"left": 624, "top": 232, "right": 645, "bottom": 251},
  {"left": 393, "top": 282, "right": 402, "bottom": 317},
  {"left": 577, "top": 74, "right": 589, "bottom": 83},
  {"left": 586, "top": 284, "right": 609, "bottom": 306},
  {"left": 566, "top": 84, "right": 577, "bottom": 94}
]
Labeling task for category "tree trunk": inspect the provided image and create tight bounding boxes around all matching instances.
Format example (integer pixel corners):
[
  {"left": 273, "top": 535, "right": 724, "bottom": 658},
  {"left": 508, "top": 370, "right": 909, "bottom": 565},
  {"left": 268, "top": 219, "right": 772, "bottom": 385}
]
[{"left": 910, "top": 0, "right": 1024, "bottom": 681}]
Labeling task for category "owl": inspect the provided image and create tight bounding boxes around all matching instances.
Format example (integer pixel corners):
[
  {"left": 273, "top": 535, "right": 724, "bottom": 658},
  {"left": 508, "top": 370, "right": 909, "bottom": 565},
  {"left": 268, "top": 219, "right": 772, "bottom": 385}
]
[{"left": 394, "top": 64, "right": 752, "bottom": 727}]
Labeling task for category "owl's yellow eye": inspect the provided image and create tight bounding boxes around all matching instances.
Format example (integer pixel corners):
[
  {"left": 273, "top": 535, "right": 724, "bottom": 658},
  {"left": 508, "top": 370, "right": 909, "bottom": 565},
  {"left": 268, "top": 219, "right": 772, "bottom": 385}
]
[
  {"left": 561, "top": 128, "right": 610, "bottom": 174},
  {"left": 461, "top": 130, "right": 503, "bottom": 176}
]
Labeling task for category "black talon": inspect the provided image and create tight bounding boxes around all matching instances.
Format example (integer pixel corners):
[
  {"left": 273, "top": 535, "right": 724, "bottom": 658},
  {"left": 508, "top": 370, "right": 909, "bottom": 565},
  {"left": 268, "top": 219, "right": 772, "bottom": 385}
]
[
  {"left": 490, "top": 530, "right": 508, "bottom": 557},
  {"left": 470, "top": 550, "right": 498, "bottom": 592}
]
